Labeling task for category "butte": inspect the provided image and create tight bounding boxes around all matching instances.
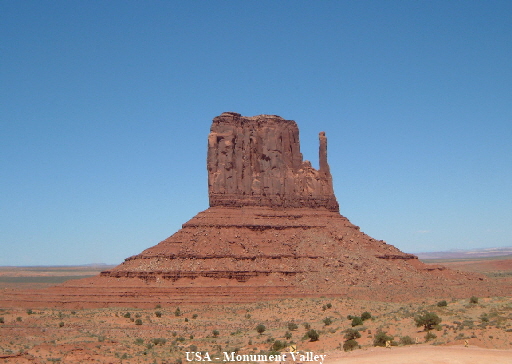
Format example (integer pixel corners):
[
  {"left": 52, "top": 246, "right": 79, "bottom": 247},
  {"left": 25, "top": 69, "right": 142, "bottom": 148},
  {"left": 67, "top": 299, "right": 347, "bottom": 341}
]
[{"left": 3, "top": 112, "right": 504, "bottom": 308}]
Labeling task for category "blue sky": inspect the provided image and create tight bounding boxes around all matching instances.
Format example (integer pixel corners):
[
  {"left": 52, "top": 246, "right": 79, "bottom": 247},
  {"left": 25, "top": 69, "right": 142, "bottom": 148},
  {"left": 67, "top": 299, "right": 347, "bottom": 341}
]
[{"left": 1, "top": 1, "right": 511, "bottom": 265}]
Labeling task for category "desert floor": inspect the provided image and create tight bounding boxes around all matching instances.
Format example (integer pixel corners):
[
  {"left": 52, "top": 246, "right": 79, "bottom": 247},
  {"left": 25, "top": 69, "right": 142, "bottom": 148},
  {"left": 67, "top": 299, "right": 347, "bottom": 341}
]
[{"left": 0, "top": 258, "right": 510, "bottom": 363}]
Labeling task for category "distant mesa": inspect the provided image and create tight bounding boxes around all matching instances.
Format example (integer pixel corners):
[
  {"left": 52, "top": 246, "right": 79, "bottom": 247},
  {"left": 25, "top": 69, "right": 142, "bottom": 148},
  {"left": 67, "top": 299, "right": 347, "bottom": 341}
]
[{"left": 2, "top": 112, "right": 507, "bottom": 308}]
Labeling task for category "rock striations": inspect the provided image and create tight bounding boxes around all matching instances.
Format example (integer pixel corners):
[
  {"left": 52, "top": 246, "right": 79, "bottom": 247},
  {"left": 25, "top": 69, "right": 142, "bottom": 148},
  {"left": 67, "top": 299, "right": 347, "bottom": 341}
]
[
  {"left": 207, "top": 112, "right": 339, "bottom": 211},
  {"left": 2, "top": 112, "right": 506, "bottom": 308}
]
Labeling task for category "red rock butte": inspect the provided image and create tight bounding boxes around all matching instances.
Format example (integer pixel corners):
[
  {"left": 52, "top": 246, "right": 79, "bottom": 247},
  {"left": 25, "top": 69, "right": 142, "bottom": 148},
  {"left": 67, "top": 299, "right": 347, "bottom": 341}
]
[{"left": 2, "top": 112, "right": 507, "bottom": 308}]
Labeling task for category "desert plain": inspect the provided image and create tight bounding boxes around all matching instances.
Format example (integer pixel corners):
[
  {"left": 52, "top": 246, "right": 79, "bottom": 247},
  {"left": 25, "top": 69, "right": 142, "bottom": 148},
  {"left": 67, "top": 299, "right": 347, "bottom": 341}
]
[{"left": 0, "top": 256, "right": 510, "bottom": 364}]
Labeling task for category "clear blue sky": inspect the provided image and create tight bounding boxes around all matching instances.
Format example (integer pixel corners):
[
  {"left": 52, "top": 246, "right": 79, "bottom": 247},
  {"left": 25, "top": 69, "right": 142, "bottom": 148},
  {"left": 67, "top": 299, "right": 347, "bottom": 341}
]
[{"left": 1, "top": 1, "right": 511, "bottom": 265}]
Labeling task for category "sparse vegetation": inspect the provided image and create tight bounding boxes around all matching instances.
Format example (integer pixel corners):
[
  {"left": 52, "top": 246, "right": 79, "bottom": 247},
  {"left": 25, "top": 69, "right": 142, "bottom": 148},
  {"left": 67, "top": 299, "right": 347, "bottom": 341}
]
[
  {"left": 437, "top": 300, "right": 448, "bottom": 307},
  {"left": 287, "top": 322, "right": 298, "bottom": 331},
  {"left": 470, "top": 296, "right": 479, "bottom": 304},
  {"left": 343, "top": 339, "right": 359, "bottom": 351},
  {"left": 322, "top": 317, "right": 333, "bottom": 325},
  {"left": 373, "top": 330, "right": 393, "bottom": 347},
  {"left": 256, "top": 324, "right": 266, "bottom": 335},
  {"left": 415, "top": 312, "right": 442, "bottom": 331},
  {"left": 0, "top": 294, "right": 509, "bottom": 363},
  {"left": 361, "top": 311, "right": 372, "bottom": 321},
  {"left": 306, "top": 329, "right": 319, "bottom": 342},
  {"left": 351, "top": 316, "right": 363, "bottom": 327},
  {"left": 399, "top": 336, "right": 414, "bottom": 345}
]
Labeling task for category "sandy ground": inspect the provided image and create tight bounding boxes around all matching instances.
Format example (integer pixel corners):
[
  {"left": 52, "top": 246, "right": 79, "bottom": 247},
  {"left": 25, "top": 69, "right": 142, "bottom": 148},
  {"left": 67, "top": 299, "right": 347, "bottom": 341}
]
[{"left": 326, "top": 345, "right": 512, "bottom": 364}]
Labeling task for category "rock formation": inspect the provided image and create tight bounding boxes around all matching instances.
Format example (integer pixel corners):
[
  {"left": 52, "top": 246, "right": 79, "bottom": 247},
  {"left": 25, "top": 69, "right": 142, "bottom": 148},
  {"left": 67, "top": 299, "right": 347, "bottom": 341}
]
[
  {"left": 2, "top": 112, "right": 505, "bottom": 308},
  {"left": 207, "top": 112, "right": 339, "bottom": 211}
]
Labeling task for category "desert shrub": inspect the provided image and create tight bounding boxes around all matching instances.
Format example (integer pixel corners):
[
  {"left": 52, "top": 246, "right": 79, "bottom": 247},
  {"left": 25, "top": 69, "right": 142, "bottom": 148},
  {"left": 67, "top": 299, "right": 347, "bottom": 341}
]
[
  {"left": 212, "top": 330, "right": 219, "bottom": 337},
  {"left": 27, "top": 309, "right": 33, "bottom": 315},
  {"left": 361, "top": 311, "right": 372, "bottom": 321},
  {"left": 135, "top": 319, "right": 143, "bottom": 325},
  {"left": 343, "top": 328, "right": 361, "bottom": 341},
  {"left": 152, "top": 338, "right": 167, "bottom": 345},
  {"left": 351, "top": 317, "right": 363, "bottom": 327},
  {"left": 58, "top": 322, "right": 64, "bottom": 327},
  {"left": 189, "top": 344, "right": 198, "bottom": 352},
  {"left": 124, "top": 312, "right": 131, "bottom": 318},
  {"left": 326, "top": 303, "right": 332, "bottom": 309},
  {"left": 256, "top": 324, "right": 266, "bottom": 334},
  {"left": 175, "top": 307, "right": 182, "bottom": 316},
  {"left": 399, "top": 336, "right": 414, "bottom": 345},
  {"left": 373, "top": 330, "right": 393, "bottom": 347},
  {"left": 192, "top": 314, "right": 198, "bottom": 319},
  {"left": 306, "top": 329, "right": 319, "bottom": 342},
  {"left": 288, "top": 322, "right": 298, "bottom": 331},
  {"left": 470, "top": 296, "right": 479, "bottom": 304},
  {"left": 347, "top": 315, "right": 354, "bottom": 320},
  {"left": 0, "top": 317, "right": 4, "bottom": 324},
  {"left": 303, "top": 322, "right": 311, "bottom": 330},
  {"left": 343, "top": 339, "right": 359, "bottom": 352},
  {"left": 16, "top": 317, "right": 22, "bottom": 322},
  {"left": 415, "top": 312, "right": 442, "bottom": 331},
  {"left": 185, "top": 318, "right": 189, "bottom": 322},
  {"left": 155, "top": 311, "right": 162, "bottom": 318},
  {"left": 425, "top": 331, "right": 437, "bottom": 341},
  {"left": 284, "top": 331, "right": 292, "bottom": 339},
  {"left": 134, "top": 338, "right": 144, "bottom": 345},
  {"left": 437, "top": 300, "right": 448, "bottom": 307},
  {"left": 271, "top": 340, "right": 287, "bottom": 351},
  {"left": 323, "top": 317, "right": 333, "bottom": 326}
]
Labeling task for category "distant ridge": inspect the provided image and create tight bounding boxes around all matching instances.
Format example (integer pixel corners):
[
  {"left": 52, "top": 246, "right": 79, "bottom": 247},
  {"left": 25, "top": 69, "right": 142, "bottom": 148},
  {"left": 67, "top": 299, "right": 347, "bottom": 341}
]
[{"left": 415, "top": 247, "right": 512, "bottom": 260}]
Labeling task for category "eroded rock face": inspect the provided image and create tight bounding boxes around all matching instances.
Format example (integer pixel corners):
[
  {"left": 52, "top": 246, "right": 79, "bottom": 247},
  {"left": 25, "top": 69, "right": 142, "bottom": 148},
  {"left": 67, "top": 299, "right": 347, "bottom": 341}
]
[{"left": 207, "top": 112, "right": 339, "bottom": 211}]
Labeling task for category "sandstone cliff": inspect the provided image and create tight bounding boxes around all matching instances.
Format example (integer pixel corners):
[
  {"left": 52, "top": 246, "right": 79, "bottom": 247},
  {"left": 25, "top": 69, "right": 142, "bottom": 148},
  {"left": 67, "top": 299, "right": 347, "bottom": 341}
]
[{"left": 207, "top": 112, "right": 339, "bottom": 211}]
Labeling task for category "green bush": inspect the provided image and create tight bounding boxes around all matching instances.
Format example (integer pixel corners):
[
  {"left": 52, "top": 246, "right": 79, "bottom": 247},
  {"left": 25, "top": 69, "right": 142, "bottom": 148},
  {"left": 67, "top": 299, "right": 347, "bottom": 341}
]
[
  {"left": 361, "top": 311, "right": 372, "bottom": 321},
  {"left": 399, "top": 336, "right": 414, "bottom": 345},
  {"left": 323, "top": 317, "right": 333, "bottom": 326},
  {"left": 152, "top": 338, "right": 167, "bottom": 345},
  {"left": 437, "top": 300, "right": 448, "bottom": 307},
  {"left": 343, "top": 339, "right": 359, "bottom": 352},
  {"left": 124, "top": 312, "right": 131, "bottom": 318},
  {"left": 351, "top": 317, "right": 363, "bottom": 327},
  {"left": 414, "top": 312, "right": 442, "bottom": 331},
  {"left": 303, "top": 322, "right": 311, "bottom": 330},
  {"left": 134, "top": 338, "right": 144, "bottom": 345},
  {"left": 284, "top": 331, "right": 292, "bottom": 340},
  {"left": 155, "top": 311, "right": 162, "bottom": 318},
  {"left": 135, "top": 319, "right": 143, "bottom": 325},
  {"left": 212, "top": 330, "right": 220, "bottom": 337},
  {"left": 425, "top": 331, "right": 437, "bottom": 341},
  {"left": 288, "top": 322, "right": 298, "bottom": 331},
  {"left": 272, "top": 340, "right": 287, "bottom": 351},
  {"left": 470, "top": 296, "right": 479, "bottom": 304},
  {"left": 343, "top": 328, "right": 361, "bottom": 341},
  {"left": 0, "top": 317, "right": 4, "bottom": 324},
  {"left": 306, "top": 329, "right": 319, "bottom": 342},
  {"left": 175, "top": 307, "right": 182, "bottom": 316},
  {"left": 256, "top": 324, "right": 266, "bottom": 335},
  {"left": 373, "top": 330, "right": 393, "bottom": 347}
]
